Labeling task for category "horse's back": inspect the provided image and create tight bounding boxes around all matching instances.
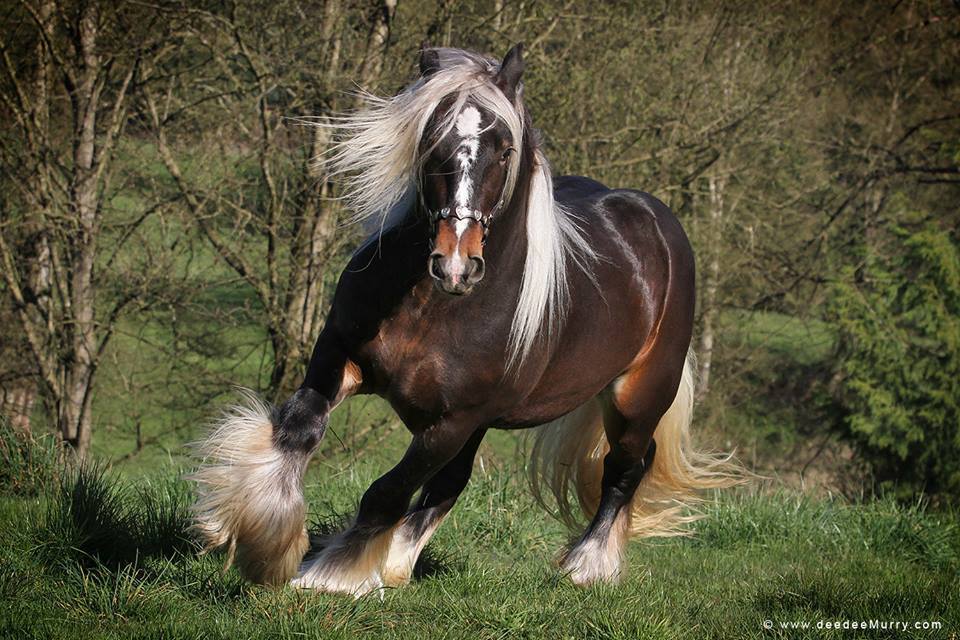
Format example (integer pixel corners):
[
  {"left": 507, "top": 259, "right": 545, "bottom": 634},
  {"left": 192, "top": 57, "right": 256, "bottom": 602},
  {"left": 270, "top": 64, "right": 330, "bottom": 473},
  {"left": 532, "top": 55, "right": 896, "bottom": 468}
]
[
  {"left": 554, "top": 176, "right": 694, "bottom": 297},
  {"left": 559, "top": 176, "right": 695, "bottom": 349}
]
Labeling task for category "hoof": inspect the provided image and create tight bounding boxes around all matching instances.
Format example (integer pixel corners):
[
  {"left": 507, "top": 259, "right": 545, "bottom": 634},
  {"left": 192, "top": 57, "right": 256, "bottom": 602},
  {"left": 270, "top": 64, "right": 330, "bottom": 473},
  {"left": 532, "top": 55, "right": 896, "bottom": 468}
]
[
  {"left": 291, "top": 558, "right": 384, "bottom": 598},
  {"left": 560, "top": 531, "right": 625, "bottom": 586},
  {"left": 291, "top": 527, "right": 395, "bottom": 598}
]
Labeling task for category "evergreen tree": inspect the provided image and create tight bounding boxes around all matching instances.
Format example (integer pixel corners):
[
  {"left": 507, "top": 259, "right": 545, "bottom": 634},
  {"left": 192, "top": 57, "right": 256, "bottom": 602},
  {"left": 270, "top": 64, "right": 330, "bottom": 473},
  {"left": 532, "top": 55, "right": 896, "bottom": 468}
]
[{"left": 828, "top": 223, "right": 960, "bottom": 500}]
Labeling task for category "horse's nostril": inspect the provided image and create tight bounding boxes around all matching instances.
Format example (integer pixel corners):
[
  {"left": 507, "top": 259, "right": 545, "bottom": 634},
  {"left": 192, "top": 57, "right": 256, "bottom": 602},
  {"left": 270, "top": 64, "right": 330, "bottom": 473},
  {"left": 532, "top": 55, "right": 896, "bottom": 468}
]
[
  {"left": 466, "top": 256, "right": 485, "bottom": 284},
  {"left": 428, "top": 253, "right": 445, "bottom": 280}
]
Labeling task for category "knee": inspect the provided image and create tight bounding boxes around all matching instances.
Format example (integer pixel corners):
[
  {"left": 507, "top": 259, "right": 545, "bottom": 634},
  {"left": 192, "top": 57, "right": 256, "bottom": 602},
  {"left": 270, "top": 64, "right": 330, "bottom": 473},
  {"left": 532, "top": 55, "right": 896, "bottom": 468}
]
[{"left": 272, "top": 387, "right": 330, "bottom": 453}]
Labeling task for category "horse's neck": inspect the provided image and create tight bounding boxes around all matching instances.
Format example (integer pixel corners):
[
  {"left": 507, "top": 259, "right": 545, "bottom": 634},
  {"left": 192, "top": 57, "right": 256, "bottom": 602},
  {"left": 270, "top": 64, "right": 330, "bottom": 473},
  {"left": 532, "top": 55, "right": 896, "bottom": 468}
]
[
  {"left": 477, "top": 151, "right": 536, "bottom": 284},
  {"left": 479, "top": 202, "right": 529, "bottom": 286}
]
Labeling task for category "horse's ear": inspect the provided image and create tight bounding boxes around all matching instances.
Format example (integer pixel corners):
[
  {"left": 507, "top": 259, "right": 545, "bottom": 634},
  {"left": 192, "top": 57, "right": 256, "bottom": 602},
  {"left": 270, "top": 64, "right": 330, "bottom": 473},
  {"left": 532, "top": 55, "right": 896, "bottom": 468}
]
[
  {"left": 419, "top": 42, "right": 441, "bottom": 78},
  {"left": 495, "top": 43, "right": 525, "bottom": 102}
]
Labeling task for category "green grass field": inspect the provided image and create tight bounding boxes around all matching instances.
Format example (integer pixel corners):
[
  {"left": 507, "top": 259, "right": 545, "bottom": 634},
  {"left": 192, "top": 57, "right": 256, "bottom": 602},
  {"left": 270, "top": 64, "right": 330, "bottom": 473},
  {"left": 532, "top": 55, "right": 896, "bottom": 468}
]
[
  {"left": 3, "top": 181, "right": 955, "bottom": 638},
  {"left": 1, "top": 421, "right": 957, "bottom": 640}
]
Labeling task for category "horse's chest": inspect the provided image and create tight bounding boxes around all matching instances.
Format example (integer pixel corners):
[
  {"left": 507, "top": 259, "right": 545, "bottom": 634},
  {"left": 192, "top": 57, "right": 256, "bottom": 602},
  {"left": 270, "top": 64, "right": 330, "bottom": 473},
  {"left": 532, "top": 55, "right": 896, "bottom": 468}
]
[
  {"left": 359, "top": 305, "right": 486, "bottom": 419},
  {"left": 372, "top": 315, "right": 445, "bottom": 385}
]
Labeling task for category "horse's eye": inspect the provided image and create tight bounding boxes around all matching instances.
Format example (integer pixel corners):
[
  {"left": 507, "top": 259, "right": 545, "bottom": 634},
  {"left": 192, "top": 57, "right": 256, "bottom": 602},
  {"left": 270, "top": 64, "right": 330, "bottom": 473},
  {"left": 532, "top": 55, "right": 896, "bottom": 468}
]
[{"left": 500, "top": 147, "right": 515, "bottom": 164}]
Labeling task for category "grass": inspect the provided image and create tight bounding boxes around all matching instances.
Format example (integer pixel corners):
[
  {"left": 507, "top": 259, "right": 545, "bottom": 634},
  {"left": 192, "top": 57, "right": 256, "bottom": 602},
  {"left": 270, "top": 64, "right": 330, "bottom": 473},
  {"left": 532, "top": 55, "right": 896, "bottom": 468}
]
[
  {"left": 0, "top": 422, "right": 957, "bottom": 640},
  {"left": 723, "top": 309, "right": 836, "bottom": 368},
  {"left": 7, "top": 182, "right": 951, "bottom": 636},
  {"left": 0, "top": 416, "right": 60, "bottom": 496}
]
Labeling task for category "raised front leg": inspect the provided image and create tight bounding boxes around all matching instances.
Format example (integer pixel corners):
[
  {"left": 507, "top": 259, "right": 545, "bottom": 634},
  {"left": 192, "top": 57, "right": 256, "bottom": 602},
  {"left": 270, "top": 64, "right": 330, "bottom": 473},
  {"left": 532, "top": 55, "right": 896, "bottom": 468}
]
[
  {"left": 292, "top": 420, "right": 480, "bottom": 596},
  {"left": 191, "top": 326, "right": 359, "bottom": 586},
  {"left": 381, "top": 428, "right": 487, "bottom": 586}
]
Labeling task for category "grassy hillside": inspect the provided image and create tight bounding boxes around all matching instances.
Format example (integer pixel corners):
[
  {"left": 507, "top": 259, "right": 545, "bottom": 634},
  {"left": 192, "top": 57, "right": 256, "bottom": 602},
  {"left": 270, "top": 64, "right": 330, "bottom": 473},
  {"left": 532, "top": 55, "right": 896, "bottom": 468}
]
[
  {"left": 5, "top": 176, "right": 951, "bottom": 637},
  {"left": 0, "top": 424, "right": 957, "bottom": 640}
]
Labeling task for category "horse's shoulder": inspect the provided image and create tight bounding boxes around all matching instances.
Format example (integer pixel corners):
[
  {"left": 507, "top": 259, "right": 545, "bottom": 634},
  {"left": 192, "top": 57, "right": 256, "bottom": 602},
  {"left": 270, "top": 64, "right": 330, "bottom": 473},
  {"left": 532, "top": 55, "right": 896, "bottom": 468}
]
[{"left": 330, "top": 222, "right": 427, "bottom": 340}]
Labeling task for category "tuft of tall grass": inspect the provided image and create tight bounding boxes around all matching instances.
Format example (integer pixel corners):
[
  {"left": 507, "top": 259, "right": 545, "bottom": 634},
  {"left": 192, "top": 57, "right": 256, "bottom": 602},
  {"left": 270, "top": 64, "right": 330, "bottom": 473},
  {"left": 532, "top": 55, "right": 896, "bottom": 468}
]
[
  {"left": 135, "top": 476, "right": 197, "bottom": 559},
  {"left": 34, "top": 465, "right": 198, "bottom": 571},
  {"left": 0, "top": 415, "right": 59, "bottom": 496}
]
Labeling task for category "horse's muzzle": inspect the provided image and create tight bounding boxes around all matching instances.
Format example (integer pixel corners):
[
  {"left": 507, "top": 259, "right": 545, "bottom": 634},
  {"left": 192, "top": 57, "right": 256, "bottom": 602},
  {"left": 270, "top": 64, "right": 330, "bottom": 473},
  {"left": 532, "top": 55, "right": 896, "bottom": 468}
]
[
  {"left": 428, "top": 216, "right": 487, "bottom": 295},
  {"left": 429, "top": 252, "right": 485, "bottom": 295}
]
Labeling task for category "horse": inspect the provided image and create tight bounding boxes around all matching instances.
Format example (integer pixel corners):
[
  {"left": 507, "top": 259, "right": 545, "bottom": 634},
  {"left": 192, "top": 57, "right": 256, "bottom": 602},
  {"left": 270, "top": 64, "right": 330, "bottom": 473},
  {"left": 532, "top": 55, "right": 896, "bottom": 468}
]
[{"left": 191, "top": 44, "right": 740, "bottom": 597}]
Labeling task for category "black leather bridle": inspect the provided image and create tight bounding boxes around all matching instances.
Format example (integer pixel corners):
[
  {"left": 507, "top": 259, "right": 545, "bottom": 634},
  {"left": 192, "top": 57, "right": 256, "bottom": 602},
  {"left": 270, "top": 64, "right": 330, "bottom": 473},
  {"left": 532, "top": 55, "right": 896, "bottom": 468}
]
[
  {"left": 429, "top": 205, "right": 492, "bottom": 242},
  {"left": 425, "top": 179, "right": 510, "bottom": 245},
  {"left": 422, "top": 148, "right": 514, "bottom": 245}
]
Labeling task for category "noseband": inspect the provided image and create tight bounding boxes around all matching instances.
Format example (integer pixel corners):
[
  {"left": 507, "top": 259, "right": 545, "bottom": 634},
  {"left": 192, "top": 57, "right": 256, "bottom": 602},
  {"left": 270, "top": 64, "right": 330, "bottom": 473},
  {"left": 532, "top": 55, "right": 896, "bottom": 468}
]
[
  {"left": 426, "top": 191, "right": 508, "bottom": 245},
  {"left": 430, "top": 205, "right": 491, "bottom": 241}
]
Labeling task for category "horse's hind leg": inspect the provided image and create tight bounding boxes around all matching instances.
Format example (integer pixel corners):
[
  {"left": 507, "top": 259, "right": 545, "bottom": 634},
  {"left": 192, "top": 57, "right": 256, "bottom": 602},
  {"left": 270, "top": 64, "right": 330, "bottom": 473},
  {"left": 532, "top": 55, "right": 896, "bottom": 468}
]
[
  {"left": 382, "top": 428, "right": 487, "bottom": 586},
  {"left": 561, "top": 363, "right": 680, "bottom": 585}
]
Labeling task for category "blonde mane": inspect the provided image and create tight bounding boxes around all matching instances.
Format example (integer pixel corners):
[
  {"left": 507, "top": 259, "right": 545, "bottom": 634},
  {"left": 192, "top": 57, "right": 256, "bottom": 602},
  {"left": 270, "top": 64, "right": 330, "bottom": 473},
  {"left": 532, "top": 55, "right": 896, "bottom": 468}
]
[{"left": 313, "top": 47, "right": 595, "bottom": 369}]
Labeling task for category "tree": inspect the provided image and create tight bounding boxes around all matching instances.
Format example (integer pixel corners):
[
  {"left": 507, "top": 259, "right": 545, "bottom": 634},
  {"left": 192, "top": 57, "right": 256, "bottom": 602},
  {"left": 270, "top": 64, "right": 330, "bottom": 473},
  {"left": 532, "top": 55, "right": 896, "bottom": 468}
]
[
  {"left": 826, "top": 223, "right": 960, "bottom": 499},
  {"left": 146, "top": 0, "right": 397, "bottom": 400},
  {"left": 0, "top": 0, "right": 178, "bottom": 457}
]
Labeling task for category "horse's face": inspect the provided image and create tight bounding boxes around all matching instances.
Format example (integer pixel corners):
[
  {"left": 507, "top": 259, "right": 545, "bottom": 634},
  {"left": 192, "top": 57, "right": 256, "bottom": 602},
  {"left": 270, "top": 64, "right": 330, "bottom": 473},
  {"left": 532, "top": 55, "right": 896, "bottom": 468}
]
[
  {"left": 421, "top": 102, "right": 515, "bottom": 295},
  {"left": 418, "top": 45, "right": 524, "bottom": 296}
]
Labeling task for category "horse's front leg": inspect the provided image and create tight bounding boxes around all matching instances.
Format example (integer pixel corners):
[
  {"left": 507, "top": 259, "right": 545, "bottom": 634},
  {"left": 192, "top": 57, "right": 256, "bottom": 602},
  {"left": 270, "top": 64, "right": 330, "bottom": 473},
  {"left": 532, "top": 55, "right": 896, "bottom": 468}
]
[
  {"left": 293, "top": 420, "right": 479, "bottom": 596},
  {"left": 191, "top": 328, "right": 358, "bottom": 586},
  {"left": 381, "top": 428, "right": 487, "bottom": 586}
]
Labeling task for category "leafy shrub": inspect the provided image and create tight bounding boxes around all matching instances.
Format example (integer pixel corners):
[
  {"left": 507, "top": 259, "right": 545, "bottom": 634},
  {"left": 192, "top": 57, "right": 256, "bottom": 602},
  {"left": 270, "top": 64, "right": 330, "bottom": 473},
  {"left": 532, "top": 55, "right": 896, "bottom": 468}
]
[{"left": 826, "top": 224, "right": 960, "bottom": 501}]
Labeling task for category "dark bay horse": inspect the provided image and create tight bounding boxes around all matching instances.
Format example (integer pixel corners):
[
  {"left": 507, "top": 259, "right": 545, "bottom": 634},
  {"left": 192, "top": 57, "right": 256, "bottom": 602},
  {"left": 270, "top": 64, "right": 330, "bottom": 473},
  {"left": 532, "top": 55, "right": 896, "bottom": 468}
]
[{"left": 193, "top": 44, "right": 739, "bottom": 596}]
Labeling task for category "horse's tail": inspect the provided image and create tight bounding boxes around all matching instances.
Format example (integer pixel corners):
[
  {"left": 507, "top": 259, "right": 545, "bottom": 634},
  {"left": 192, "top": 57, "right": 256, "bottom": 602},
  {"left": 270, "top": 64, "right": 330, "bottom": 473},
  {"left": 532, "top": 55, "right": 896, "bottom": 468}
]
[
  {"left": 190, "top": 388, "right": 326, "bottom": 585},
  {"left": 527, "top": 350, "right": 742, "bottom": 538}
]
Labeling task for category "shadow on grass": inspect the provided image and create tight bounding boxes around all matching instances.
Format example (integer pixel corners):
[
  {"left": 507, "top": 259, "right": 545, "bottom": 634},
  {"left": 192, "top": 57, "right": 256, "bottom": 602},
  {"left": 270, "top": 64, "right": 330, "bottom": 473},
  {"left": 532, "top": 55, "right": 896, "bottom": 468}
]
[{"left": 33, "top": 464, "right": 460, "bottom": 594}]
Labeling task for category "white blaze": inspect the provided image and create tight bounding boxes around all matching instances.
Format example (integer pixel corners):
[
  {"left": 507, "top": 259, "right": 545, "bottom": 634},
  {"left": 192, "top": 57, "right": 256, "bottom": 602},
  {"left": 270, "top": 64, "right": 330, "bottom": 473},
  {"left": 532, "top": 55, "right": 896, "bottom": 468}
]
[
  {"left": 454, "top": 106, "right": 481, "bottom": 209},
  {"left": 454, "top": 218, "right": 471, "bottom": 239},
  {"left": 449, "top": 105, "right": 482, "bottom": 278}
]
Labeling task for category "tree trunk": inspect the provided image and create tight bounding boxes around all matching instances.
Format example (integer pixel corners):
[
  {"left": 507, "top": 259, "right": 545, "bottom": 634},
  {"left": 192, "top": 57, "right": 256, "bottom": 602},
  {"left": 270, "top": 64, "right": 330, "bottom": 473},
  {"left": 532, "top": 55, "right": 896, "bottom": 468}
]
[
  {"left": 272, "top": 0, "right": 396, "bottom": 398},
  {"left": 696, "top": 172, "right": 724, "bottom": 400},
  {"left": 274, "top": 120, "right": 340, "bottom": 398},
  {"left": 56, "top": 2, "right": 103, "bottom": 458},
  {"left": 2, "top": 0, "right": 55, "bottom": 434},
  {"left": 357, "top": 0, "right": 396, "bottom": 89},
  {"left": 1, "top": 384, "right": 36, "bottom": 434},
  {"left": 695, "top": 36, "right": 739, "bottom": 402}
]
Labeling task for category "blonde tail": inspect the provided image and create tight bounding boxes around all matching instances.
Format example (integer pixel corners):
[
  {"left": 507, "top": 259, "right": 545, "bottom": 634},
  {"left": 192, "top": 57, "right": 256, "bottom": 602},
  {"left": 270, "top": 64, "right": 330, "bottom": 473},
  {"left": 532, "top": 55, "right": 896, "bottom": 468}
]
[
  {"left": 528, "top": 351, "right": 743, "bottom": 539},
  {"left": 189, "top": 390, "right": 311, "bottom": 585}
]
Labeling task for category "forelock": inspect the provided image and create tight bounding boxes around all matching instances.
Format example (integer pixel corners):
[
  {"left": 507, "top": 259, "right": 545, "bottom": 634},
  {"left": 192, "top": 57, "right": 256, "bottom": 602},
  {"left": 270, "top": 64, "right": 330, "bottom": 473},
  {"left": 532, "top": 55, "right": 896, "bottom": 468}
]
[{"left": 312, "top": 47, "right": 525, "bottom": 226}]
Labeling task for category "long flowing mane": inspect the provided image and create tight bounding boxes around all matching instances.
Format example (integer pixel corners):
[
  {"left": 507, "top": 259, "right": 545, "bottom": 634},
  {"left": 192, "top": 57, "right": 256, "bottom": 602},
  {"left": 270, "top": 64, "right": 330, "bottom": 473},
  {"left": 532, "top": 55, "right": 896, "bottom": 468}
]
[{"left": 313, "top": 47, "right": 596, "bottom": 368}]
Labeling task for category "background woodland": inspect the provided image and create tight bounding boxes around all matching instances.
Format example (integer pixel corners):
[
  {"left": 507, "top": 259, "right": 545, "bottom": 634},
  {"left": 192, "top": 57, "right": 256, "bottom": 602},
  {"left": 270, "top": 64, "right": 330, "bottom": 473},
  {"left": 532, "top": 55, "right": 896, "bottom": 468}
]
[{"left": 1, "top": 0, "right": 958, "bottom": 502}]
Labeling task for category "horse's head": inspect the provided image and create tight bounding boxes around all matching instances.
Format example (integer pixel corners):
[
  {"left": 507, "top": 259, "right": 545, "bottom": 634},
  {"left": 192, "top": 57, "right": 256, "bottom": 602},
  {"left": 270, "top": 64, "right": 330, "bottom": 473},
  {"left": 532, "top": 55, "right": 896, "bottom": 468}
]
[{"left": 418, "top": 44, "right": 525, "bottom": 295}]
